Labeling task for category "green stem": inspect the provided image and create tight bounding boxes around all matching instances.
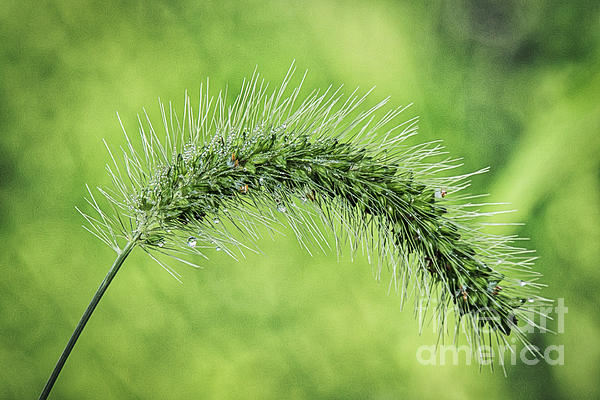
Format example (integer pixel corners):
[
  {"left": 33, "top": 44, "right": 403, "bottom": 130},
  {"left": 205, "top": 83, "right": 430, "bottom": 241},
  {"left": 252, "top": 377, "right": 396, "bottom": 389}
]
[{"left": 39, "top": 239, "right": 138, "bottom": 400}]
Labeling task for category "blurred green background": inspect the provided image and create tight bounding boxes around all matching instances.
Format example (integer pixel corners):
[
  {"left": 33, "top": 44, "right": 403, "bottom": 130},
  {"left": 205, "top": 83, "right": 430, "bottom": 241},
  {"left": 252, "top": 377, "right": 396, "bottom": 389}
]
[{"left": 1, "top": 1, "right": 599, "bottom": 398}]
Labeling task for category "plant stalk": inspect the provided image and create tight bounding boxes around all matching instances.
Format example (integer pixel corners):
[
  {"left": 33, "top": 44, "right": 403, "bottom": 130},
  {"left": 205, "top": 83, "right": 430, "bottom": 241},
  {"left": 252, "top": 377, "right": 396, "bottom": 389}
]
[{"left": 39, "top": 239, "right": 138, "bottom": 400}]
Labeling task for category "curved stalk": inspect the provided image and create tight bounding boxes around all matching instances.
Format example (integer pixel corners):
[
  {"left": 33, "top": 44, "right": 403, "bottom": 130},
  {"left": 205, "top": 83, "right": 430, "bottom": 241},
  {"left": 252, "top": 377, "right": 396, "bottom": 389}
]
[{"left": 39, "top": 239, "right": 138, "bottom": 400}]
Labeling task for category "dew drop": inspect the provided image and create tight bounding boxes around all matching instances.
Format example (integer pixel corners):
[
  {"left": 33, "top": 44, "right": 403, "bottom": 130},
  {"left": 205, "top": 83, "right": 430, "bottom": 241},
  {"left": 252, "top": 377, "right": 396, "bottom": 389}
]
[
  {"left": 259, "top": 176, "right": 265, "bottom": 185},
  {"left": 434, "top": 189, "right": 442, "bottom": 199},
  {"left": 527, "top": 298, "right": 535, "bottom": 303},
  {"left": 157, "top": 240, "right": 164, "bottom": 248},
  {"left": 187, "top": 236, "right": 197, "bottom": 248},
  {"left": 215, "top": 246, "right": 222, "bottom": 251},
  {"left": 213, "top": 217, "right": 220, "bottom": 224},
  {"left": 277, "top": 204, "right": 287, "bottom": 213},
  {"left": 519, "top": 280, "right": 528, "bottom": 287}
]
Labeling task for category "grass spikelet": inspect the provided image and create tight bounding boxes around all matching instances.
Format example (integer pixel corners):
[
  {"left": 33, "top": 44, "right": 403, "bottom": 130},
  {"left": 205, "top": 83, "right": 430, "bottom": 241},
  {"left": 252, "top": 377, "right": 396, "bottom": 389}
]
[{"left": 40, "top": 65, "right": 548, "bottom": 398}]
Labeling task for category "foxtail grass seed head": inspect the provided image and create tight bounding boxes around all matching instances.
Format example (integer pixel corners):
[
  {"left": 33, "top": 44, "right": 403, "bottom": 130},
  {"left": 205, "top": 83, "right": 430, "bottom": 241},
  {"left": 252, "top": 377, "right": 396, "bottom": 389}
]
[{"left": 81, "top": 66, "right": 548, "bottom": 361}]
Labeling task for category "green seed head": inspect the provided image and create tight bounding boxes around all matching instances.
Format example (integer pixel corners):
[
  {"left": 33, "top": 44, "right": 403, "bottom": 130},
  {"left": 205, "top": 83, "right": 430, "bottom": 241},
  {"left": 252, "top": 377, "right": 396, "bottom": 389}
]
[{"left": 81, "top": 66, "right": 547, "bottom": 360}]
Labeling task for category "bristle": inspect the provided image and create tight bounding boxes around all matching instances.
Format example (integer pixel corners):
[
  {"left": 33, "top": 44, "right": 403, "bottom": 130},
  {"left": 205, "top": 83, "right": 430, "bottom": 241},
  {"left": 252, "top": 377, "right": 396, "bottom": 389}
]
[{"left": 84, "top": 67, "right": 546, "bottom": 361}]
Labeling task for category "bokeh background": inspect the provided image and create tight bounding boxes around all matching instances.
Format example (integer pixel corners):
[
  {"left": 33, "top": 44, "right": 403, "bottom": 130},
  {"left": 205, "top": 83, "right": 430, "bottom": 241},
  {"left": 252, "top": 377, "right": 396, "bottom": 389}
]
[{"left": 1, "top": 1, "right": 599, "bottom": 398}]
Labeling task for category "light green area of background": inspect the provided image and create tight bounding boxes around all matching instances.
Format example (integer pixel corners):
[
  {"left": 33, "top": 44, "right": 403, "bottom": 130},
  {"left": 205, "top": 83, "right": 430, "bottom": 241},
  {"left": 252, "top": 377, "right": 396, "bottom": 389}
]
[{"left": 1, "top": 1, "right": 599, "bottom": 398}]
